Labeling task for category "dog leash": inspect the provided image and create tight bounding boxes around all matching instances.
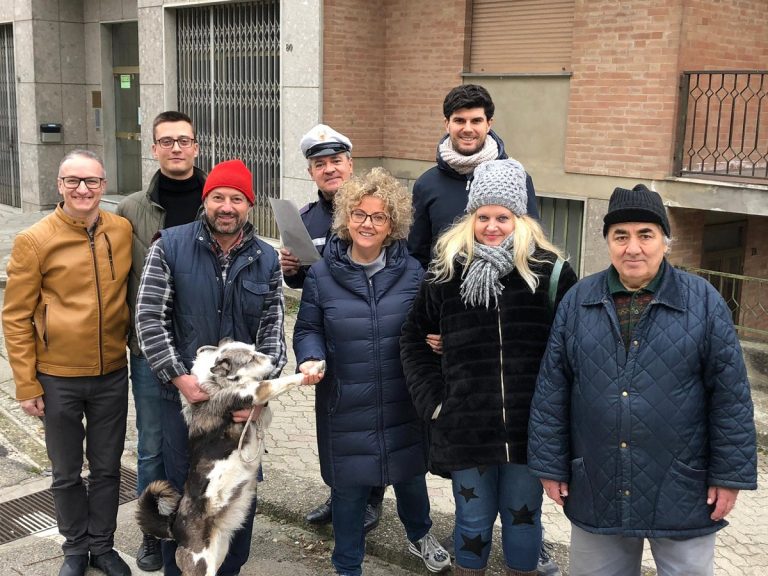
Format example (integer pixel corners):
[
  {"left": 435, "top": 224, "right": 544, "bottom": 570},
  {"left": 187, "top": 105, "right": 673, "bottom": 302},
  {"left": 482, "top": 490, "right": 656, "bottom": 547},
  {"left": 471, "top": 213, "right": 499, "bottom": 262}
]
[{"left": 237, "top": 406, "right": 266, "bottom": 463}]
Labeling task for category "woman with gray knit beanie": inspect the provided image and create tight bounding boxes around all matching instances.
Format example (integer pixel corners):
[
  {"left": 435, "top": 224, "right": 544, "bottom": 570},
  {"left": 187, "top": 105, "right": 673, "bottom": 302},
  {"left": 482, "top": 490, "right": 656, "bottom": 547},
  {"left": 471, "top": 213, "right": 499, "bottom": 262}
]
[{"left": 401, "top": 159, "right": 578, "bottom": 576}]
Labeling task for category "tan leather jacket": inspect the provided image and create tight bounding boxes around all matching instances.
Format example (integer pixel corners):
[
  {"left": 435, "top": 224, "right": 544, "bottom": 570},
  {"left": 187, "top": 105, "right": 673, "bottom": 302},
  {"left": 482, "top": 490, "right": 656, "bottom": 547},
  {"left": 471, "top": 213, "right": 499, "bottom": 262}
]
[{"left": 2, "top": 205, "right": 132, "bottom": 400}]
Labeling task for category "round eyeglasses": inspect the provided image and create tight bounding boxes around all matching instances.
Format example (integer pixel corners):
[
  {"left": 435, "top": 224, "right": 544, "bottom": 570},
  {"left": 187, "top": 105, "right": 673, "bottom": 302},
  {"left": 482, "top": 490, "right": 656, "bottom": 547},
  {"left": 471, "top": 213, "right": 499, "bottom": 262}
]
[
  {"left": 154, "top": 136, "right": 196, "bottom": 149},
  {"left": 350, "top": 209, "right": 390, "bottom": 226},
  {"left": 59, "top": 177, "right": 105, "bottom": 190}
]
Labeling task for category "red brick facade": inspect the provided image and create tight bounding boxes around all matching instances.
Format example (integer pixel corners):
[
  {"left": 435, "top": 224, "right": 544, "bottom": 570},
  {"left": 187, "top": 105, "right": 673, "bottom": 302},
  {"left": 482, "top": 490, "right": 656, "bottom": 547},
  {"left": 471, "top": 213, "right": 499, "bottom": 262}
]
[
  {"left": 323, "top": 0, "right": 467, "bottom": 161},
  {"left": 565, "top": 0, "right": 768, "bottom": 180}
]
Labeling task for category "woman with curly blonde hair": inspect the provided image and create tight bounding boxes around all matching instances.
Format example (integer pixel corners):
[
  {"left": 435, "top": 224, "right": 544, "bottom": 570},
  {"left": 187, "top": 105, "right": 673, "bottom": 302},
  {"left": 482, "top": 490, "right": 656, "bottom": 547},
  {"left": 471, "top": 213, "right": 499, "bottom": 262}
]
[
  {"left": 294, "top": 167, "right": 450, "bottom": 576},
  {"left": 401, "top": 159, "right": 578, "bottom": 576}
]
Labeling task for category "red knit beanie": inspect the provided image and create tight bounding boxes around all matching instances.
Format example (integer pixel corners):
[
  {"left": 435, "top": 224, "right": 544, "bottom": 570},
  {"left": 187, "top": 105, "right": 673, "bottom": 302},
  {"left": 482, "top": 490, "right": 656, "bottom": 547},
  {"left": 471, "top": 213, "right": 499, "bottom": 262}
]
[{"left": 202, "top": 159, "right": 255, "bottom": 205}]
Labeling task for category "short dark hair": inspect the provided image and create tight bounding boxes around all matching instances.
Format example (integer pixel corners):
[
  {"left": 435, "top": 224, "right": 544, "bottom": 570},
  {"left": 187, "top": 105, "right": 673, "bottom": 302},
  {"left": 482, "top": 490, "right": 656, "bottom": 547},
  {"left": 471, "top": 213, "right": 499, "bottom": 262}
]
[
  {"left": 152, "top": 111, "right": 195, "bottom": 139},
  {"left": 442, "top": 84, "right": 495, "bottom": 120}
]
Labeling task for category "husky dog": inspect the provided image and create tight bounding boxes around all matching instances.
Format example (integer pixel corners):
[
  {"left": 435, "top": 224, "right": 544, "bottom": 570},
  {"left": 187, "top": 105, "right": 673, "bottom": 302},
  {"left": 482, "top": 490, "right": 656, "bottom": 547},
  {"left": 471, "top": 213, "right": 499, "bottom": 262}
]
[{"left": 136, "top": 340, "right": 324, "bottom": 576}]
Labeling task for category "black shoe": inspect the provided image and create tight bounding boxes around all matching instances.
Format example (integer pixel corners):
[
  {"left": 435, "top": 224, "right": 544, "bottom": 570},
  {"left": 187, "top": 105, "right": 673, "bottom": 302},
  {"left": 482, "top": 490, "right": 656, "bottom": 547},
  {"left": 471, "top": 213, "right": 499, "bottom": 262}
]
[
  {"left": 306, "top": 495, "right": 332, "bottom": 524},
  {"left": 363, "top": 502, "right": 382, "bottom": 533},
  {"left": 89, "top": 550, "right": 131, "bottom": 576},
  {"left": 136, "top": 533, "right": 163, "bottom": 571},
  {"left": 58, "top": 555, "right": 88, "bottom": 576}
]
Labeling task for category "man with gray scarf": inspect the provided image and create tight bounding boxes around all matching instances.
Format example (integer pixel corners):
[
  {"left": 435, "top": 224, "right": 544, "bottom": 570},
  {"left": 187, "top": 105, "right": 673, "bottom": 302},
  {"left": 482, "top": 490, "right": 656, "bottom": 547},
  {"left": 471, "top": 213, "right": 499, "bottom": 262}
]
[{"left": 407, "top": 84, "right": 539, "bottom": 269}]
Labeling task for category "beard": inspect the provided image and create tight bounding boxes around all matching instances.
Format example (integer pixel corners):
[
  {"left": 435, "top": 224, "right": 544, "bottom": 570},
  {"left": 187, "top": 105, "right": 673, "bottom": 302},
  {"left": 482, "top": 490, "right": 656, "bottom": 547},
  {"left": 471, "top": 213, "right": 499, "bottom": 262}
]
[{"left": 206, "top": 211, "right": 247, "bottom": 236}]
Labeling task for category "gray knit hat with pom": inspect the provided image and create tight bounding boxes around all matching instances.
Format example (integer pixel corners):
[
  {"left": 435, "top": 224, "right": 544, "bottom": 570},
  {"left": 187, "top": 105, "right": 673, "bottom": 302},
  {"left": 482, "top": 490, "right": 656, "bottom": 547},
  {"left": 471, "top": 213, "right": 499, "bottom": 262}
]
[{"left": 466, "top": 159, "right": 528, "bottom": 216}]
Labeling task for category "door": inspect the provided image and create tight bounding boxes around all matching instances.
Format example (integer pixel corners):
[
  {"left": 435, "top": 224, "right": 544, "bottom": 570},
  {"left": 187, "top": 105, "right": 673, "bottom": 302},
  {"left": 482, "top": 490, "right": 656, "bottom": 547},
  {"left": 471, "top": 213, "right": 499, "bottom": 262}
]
[
  {"left": 0, "top": 24, "right": 20, "bottom": 208},
  {"left": 112, "top": 22, "right": 141, "bottom": 193}
]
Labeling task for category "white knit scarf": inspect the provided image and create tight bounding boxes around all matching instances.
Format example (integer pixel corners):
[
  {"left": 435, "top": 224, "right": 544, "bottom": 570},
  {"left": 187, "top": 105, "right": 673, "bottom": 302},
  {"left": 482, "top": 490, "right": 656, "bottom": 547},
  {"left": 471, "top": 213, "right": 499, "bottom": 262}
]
[{"left": 439, "top": 134, "right": 499, "bottom": 175}]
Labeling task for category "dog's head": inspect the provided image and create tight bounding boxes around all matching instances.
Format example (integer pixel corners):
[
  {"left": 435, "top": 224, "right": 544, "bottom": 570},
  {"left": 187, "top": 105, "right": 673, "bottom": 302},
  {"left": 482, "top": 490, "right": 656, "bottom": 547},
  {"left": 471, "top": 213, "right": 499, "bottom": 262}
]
[{"left": 192, "top": 340, "right": 275, "bottom": 389}]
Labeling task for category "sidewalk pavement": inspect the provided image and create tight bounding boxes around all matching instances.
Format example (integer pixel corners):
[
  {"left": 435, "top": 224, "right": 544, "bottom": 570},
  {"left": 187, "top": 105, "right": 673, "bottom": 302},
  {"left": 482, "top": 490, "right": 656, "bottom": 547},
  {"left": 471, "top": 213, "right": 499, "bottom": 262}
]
[{"left": 0, "top": 205, "right": 766, "bottom": 575}]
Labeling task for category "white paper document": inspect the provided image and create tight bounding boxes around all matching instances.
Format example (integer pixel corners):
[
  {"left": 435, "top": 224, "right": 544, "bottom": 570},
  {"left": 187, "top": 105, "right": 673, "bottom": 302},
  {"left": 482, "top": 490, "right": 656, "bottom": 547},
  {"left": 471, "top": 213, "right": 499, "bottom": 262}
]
[{"left": 269, "top": 198, "right": 321, "bottom": 265}]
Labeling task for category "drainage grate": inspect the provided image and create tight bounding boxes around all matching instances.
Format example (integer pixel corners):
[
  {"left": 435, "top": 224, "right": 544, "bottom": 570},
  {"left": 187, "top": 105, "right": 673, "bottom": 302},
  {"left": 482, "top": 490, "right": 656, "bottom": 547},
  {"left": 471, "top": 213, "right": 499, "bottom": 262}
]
[{"left": 0, "top": 466, "right": 138, "bottom": 545}]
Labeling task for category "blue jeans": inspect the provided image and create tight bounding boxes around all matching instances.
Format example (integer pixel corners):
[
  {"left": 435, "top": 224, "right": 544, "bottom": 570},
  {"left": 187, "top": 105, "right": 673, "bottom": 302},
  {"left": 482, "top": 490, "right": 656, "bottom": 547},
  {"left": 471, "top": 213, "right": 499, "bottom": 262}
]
[
  {"left": 452, "top": 463, "right": 543, "bottom": 571},
  {"left": 160, "top": 396, "right": 257, "bottom": 576},
  {"left": 331, "top": 474, "right": 432, "bottom": 576},
  {"left": 130, "top": 353, "right": 166, "bottom": 495}
]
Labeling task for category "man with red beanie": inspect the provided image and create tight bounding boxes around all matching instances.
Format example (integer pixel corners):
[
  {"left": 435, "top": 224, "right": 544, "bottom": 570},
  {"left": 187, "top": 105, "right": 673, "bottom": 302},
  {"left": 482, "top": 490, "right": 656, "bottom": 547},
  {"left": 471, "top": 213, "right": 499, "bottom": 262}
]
[{"left": 136, "top": 159, "right": 286, "bottom": 576}]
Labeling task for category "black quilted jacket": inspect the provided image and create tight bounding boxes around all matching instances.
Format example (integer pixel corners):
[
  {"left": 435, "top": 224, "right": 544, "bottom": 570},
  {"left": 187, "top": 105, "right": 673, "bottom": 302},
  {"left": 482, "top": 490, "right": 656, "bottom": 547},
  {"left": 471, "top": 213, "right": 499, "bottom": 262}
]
[
  {"left": 400, "top": 251, "right": 577, "bottom": 477},
  {"left": 528, "top": 260, "right": 757, "bottom": 538}
]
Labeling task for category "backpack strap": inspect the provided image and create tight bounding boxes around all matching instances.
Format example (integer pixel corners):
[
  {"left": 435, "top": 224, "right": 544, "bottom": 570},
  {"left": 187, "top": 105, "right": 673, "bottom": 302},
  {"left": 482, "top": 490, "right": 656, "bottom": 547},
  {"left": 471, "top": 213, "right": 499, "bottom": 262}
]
[{"left": 548, "top": 257, "right": 565, "bottom": 315}]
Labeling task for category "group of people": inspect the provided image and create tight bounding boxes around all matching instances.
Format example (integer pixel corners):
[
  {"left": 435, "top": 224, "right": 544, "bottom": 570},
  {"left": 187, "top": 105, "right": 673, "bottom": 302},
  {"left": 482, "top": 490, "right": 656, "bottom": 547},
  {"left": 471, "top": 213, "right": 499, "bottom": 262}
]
[{"left": 1, "top": 82, "right": 757, "bottom": 576}]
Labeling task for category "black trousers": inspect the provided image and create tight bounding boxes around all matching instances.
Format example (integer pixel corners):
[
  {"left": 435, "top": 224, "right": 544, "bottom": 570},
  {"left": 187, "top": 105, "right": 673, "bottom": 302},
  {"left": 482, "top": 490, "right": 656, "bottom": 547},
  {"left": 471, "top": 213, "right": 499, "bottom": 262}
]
[{"left": 39, "top": 368, "right": 129, "bottom": 556}]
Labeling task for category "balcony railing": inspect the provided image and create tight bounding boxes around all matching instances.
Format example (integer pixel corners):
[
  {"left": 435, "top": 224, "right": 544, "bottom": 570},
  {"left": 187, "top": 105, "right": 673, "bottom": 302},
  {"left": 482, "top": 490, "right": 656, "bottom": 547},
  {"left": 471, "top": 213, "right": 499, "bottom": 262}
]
[
  {"left": 678, "top": 266, "right": 768, "bottom": 342},
  {"left": 674, "top": 71, "right": 768, "bottom": 181}
]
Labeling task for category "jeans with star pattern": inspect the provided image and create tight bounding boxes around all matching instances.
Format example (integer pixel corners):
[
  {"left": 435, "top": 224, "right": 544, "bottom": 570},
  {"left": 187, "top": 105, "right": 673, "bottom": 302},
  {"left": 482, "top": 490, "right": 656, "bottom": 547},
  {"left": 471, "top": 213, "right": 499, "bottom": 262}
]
[{"left": 451, "top": 463, "right": 543, "bottom": 571}]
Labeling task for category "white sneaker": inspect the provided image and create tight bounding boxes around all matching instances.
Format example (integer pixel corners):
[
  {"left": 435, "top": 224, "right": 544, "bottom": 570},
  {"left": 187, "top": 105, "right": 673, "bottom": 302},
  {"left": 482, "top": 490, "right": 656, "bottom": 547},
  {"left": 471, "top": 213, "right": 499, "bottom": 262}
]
[{"left": 408, "top": 532, "right": 451, "bottom": 573}]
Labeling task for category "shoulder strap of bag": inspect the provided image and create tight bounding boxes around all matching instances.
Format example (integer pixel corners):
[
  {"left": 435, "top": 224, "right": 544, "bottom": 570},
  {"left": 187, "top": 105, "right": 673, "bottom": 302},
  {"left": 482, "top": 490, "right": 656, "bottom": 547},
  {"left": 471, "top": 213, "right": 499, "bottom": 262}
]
[{"left": 548, "top": 257, "right": 565, "bottom": 315}]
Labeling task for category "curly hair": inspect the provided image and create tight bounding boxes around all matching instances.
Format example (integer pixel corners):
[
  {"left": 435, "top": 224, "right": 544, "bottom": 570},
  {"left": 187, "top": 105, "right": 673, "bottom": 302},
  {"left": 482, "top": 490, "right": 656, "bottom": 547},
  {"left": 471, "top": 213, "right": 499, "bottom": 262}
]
[{"left": 332, "top": 167, "right": 413, "bottom": 245}]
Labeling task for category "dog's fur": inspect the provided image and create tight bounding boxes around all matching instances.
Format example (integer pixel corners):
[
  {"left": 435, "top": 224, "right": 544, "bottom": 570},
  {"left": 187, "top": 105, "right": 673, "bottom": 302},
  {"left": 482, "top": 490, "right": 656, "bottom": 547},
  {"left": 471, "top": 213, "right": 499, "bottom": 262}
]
[{"left": 136, "top": 340, "right": 322, "bottom": 576}]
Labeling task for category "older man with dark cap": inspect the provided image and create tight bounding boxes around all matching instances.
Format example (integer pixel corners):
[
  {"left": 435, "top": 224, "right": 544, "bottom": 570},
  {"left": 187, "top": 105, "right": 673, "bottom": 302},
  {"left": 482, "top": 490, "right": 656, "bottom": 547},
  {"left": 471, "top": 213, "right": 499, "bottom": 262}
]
[
  {"left": 528, "top": 184, "right": 757, "bottom": 576},
  {"left": 136, "top": 159, "right": 287, "bottom": 576},
  {"left": 279, "top": 124, "right": 385, "bottom": 532}
]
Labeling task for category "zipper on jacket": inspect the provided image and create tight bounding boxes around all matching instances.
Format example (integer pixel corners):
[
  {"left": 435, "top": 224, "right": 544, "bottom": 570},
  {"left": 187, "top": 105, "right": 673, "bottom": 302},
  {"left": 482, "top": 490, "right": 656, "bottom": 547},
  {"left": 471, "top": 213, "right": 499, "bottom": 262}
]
[
  {"left": 369, "top": 276, "right": 388, "bottom": 485},
  {"left": 465, "top": 179, "right": 471, "bottom": 191},
  {"left": 497, "top": 307, "right": 510, "bottom": 462},
  {"left": 42, "top": 303, "right": 49, "bottom": 348},
  {"left": 88, "top": 229, "right": 104, "bottom": 374},
  {"left": 104, "top": 233, "right": 116, "bottom": 280}
]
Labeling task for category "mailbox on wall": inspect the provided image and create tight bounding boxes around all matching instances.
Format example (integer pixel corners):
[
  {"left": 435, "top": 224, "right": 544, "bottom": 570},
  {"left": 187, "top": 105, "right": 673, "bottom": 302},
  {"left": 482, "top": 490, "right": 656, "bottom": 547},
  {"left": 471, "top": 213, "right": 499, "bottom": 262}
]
[{"left": 40, "top": 123, "right": 62, "bottom": 143}]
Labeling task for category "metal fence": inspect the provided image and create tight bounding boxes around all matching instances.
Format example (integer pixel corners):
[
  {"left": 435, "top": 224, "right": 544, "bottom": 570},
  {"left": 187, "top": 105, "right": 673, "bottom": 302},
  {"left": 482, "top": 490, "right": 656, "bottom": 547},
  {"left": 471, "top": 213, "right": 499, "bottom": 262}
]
[
  {"left": 0, "top": 24, "right": 20, "bottom": 208},
  {"left": 675, "top": 70, "right": 768, "bottom": 180},
  {"left": 177, "top": 0, "right": 280, "bottom": 238},
  {"left": 679, "top": 266, "right": 768, "bottom": 342}
]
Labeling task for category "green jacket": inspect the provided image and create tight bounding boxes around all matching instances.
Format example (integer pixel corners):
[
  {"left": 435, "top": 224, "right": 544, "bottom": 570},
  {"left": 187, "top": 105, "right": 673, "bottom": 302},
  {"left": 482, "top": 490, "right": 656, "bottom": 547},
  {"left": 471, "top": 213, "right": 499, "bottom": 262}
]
[{"left": 116, "top": 167, "right": 207, "bottom": 354}]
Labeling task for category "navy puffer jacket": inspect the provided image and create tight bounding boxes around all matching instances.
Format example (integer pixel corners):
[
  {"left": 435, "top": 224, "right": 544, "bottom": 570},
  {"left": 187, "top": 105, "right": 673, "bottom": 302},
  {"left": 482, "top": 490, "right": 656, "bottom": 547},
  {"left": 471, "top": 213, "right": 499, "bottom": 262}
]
[
  {"left": 528, "top": 261, "right": 757, "bottom": 538},
  {"left": 293, "top": 235, "right": 426, "bottom": 488}
]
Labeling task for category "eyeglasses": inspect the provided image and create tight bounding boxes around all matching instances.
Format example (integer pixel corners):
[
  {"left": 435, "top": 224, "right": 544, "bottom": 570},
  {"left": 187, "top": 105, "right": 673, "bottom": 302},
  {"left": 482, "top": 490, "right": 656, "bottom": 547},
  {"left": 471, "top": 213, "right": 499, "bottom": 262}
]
[
  {"left": 154, "top": 136, "right": 196, "bottom": 149},
  {"left": 58, "top": 177, "right": 105, "bottom": 190},
  {"left": 350, "top": 209, "right": 389, "bottom": 226}
]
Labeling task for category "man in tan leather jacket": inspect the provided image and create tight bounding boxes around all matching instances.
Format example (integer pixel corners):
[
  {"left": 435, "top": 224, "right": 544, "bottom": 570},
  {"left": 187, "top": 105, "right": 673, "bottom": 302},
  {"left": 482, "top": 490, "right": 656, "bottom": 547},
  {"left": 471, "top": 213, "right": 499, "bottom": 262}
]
[{"left": 2, "top": 150, "right": 133, "bottom": 576}]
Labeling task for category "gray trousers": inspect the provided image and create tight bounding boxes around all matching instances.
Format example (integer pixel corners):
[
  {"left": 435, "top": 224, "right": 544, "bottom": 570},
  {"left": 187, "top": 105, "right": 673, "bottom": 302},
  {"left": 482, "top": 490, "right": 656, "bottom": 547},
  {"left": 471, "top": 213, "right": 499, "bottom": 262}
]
[
  {"left": 39, "top": 367, "right": 128, "bottom": 556},
  {"left": 570, "top": 524, "right": 716, "bottom": 576}
]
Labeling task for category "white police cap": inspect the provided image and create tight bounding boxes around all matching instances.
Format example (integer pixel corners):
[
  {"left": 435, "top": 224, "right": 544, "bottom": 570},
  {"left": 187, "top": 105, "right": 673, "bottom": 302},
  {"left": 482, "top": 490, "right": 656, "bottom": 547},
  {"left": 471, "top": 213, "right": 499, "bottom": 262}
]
[{"left": 300, "top": 124, "right": 352, "bottom": 159}]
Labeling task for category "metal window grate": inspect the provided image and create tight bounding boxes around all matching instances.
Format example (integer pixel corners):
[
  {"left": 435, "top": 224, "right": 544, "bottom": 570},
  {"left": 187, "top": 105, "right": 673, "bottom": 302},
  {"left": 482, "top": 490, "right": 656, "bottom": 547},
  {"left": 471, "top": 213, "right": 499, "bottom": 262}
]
[
  {"left": 0, "top": 24, "right": 20, "bottom": 208},
  {"left": 0, "top": 467, "right": 138, "bottom": 545},
  {"left": 177, "top": 1, "right": 281, "bottom": 238}
]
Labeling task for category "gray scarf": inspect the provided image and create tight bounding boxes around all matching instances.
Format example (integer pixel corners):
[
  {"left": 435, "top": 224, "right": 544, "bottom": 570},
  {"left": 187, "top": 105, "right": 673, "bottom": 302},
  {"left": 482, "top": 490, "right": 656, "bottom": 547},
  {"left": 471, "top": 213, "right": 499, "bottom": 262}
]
[
  {"left": 439, "top": 135, "right": 499, "bottom": 175},
  {"left": 460, "top": 236, "right": 517, "bottom": 309}
]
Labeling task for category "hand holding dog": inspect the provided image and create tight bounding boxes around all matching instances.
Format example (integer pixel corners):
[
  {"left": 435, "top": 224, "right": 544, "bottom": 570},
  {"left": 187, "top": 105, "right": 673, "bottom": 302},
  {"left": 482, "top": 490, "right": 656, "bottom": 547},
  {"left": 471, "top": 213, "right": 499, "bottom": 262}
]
[
  {"left": 172, "top": 373, "right": 210, "bottom": 404},
  {"left": 231, "top": 405, "right": 264, "bottom": 423},
  {"left": 299, "top": 360, "right": 325, "bottom": 385}
]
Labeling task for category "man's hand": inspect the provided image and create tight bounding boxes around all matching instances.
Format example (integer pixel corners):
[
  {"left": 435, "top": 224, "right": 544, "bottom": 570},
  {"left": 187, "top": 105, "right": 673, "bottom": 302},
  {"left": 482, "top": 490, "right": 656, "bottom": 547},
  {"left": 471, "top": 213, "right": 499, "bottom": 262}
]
[
  {"left": 20, "top": 397, "right": 45, "bottom": 417},
  {"left": 232, "top": 405, "right": 264, "bottom": 423},
  {"left": 171, "top": 374, "right": 210, "bottom": 404},
  {"left": 279, "top": 248, "right": 301, "bottom": 277},
  {"left": 426, "top": 333, "right": 443, "bottom": 355},
  {"left": 299, "top": 360, "right": 326, "bottom": 385},
  {"left": 708, "top": 486, "right": 739, "bottom": 521},
  {"left": 541, "top": 478, "right": 569, "bottom": 506}
]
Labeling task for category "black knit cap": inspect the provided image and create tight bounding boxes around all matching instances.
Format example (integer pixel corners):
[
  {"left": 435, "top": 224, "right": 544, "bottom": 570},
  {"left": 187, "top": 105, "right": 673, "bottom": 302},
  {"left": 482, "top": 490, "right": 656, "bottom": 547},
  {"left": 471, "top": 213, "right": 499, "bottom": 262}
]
[{"left": 602, "top": 184, "right": 670, "bottom": 237}]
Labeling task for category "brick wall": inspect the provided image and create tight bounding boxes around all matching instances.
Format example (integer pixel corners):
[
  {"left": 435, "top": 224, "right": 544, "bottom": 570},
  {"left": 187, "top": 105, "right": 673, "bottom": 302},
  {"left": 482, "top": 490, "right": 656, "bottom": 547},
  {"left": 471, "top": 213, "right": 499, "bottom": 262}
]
[
  {"left": 565, "top": 0, "right": 767, "bottom": 180},
  {"left": 666, "top": 207, "right": 704, "bottom": 268},
  {"left": 565, "top": 0, "right": 684, "bottom": 179},
  {"left": 741, "top": 215, "right": 768, "bottom": 335},
  {"left": 323, "top": 0, "right": 467, "bottom": 161}
]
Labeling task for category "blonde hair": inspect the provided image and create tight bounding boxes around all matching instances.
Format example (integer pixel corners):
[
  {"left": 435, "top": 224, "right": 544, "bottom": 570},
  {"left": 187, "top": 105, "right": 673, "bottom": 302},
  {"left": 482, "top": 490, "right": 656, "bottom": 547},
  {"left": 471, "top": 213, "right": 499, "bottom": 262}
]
[
  {"left": 429, "top": 212, "right": 565, "bottom": 293},
  {"left": 332, "top": 167, "right": 413, "bottom": 244}
]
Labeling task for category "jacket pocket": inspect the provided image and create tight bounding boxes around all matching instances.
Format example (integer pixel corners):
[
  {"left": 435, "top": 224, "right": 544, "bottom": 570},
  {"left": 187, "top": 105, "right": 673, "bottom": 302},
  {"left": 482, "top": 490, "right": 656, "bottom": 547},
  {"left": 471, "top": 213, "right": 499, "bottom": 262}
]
[
  {"left": 564, "top": 457, "right": 598, "bottom": 527},
  {"left": 327, "top": 379, "right": 342, "bottom": 416},
  {"left": 653, "top": 459, "right": 711, "bottom": 530},
  {"left": 241, "top": 280, "right": 268, "bottom": 317},
  {"left": 33, "top": 297, "right": 50, "bottom": 348}
]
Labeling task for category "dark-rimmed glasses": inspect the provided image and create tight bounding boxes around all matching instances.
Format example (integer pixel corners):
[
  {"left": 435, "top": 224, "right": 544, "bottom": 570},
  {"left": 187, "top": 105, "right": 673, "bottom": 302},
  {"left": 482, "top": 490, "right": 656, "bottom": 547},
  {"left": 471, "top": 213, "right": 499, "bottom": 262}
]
[
  {"left": 154, "top": 136, "right": 196, "bottom": 149},
  {"left": 58, "top": 177, "right": 105, "bottom": 190},
  {"left": 350, "top": 209, "right": 389, "bottom": 226}
]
